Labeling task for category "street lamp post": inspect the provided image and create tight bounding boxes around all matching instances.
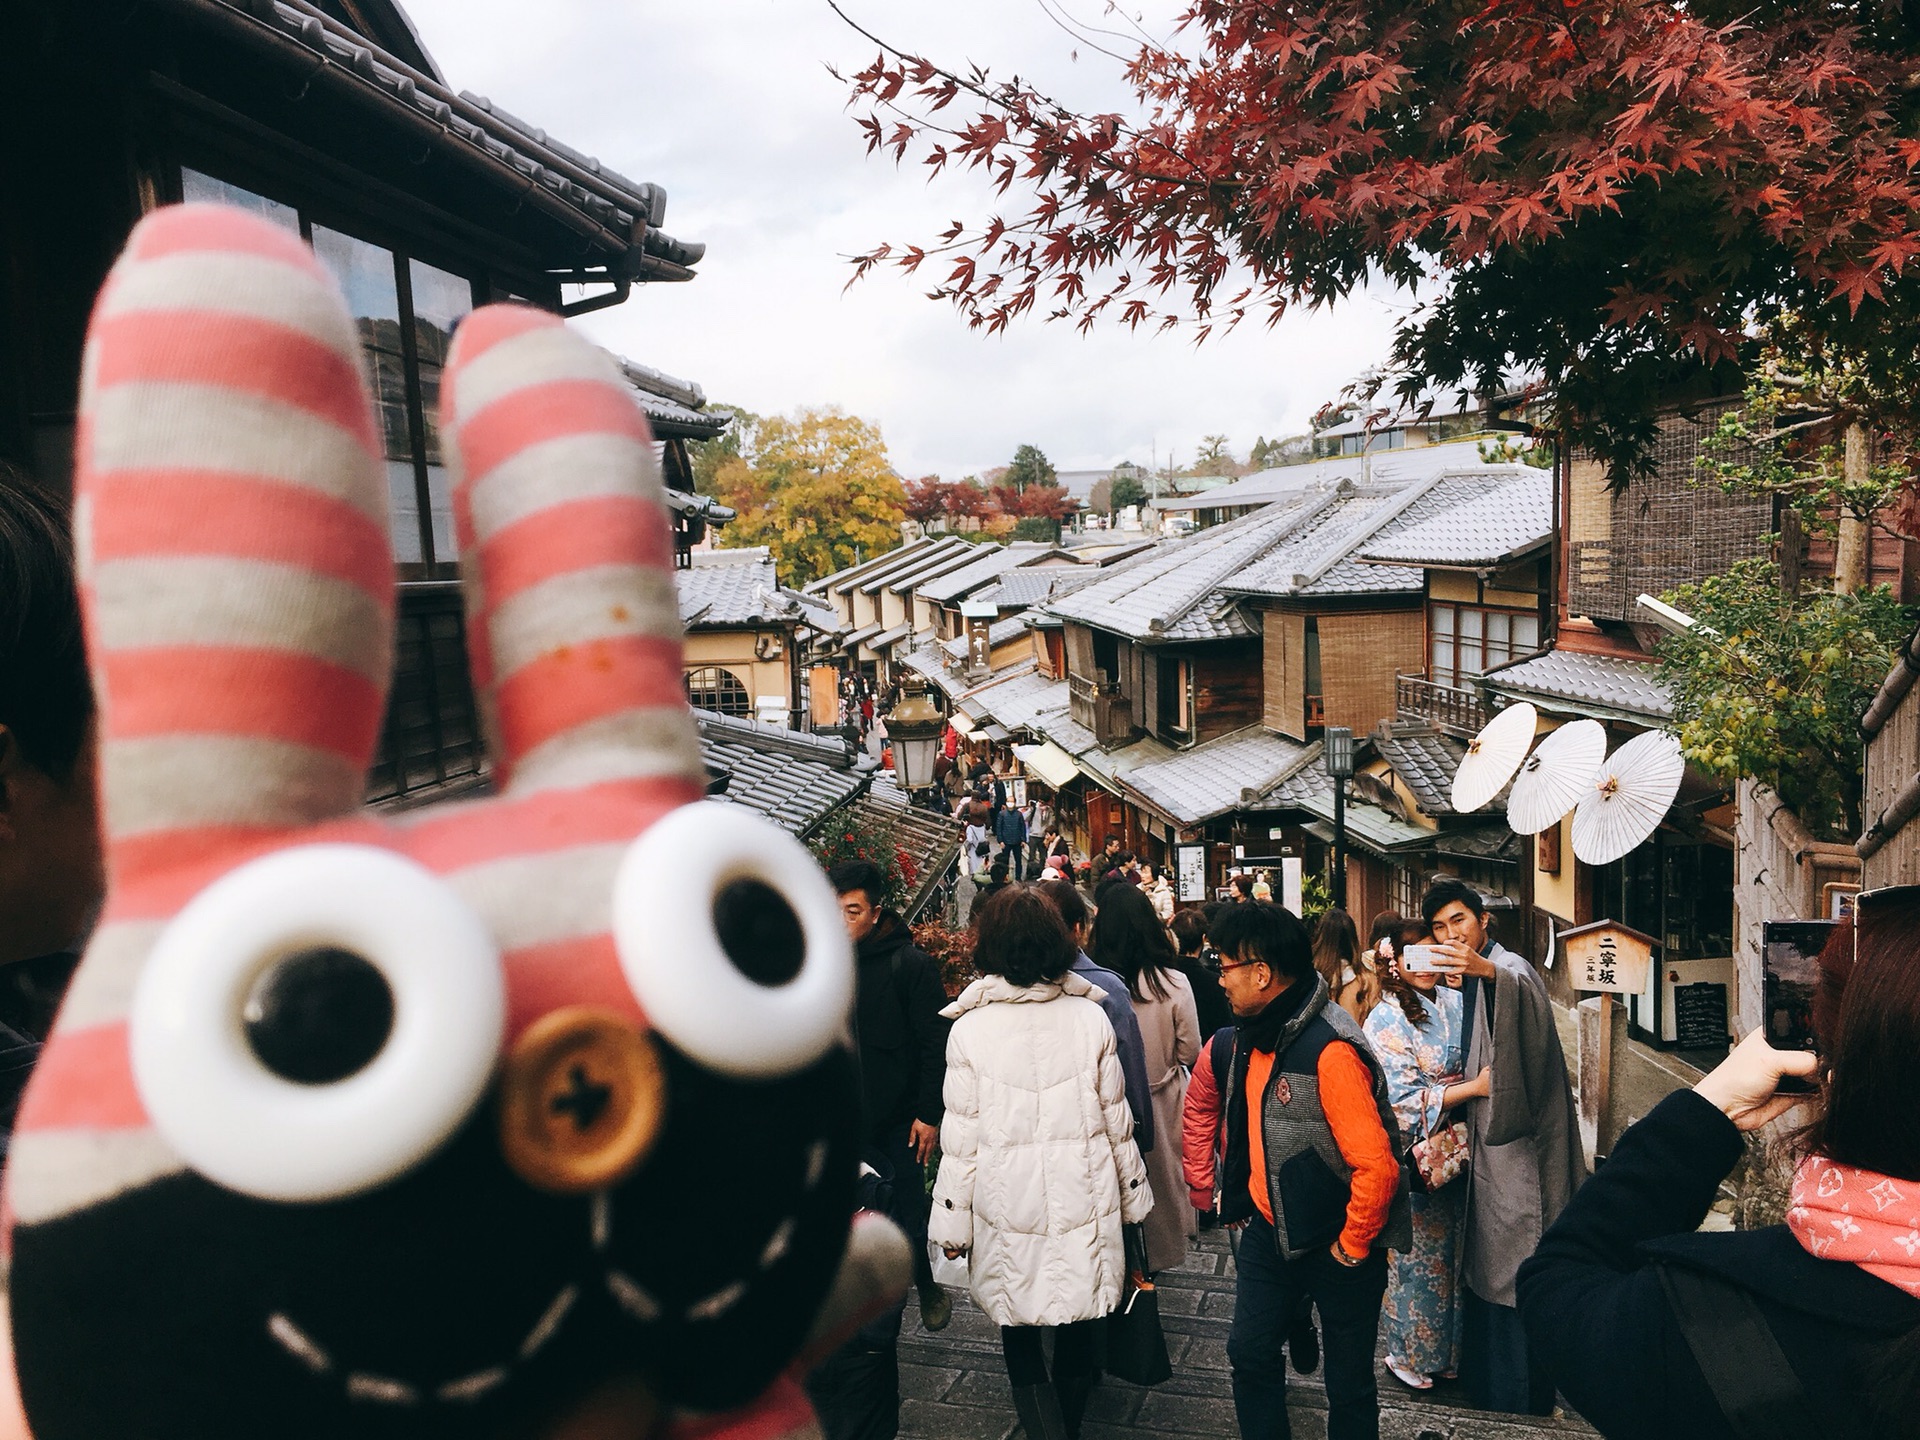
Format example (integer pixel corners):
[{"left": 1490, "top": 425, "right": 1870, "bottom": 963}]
[
  {"left": 1323, "top": 725, "right": 1354, "bottom": 910},
  {"left": 885, "top": 673, "right": 946, "bottom": 799}
]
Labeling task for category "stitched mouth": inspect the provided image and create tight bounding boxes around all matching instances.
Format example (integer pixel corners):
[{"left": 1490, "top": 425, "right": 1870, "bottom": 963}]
[{"left": 263, "top": 1149, "right": 826, "bottom": 1411}]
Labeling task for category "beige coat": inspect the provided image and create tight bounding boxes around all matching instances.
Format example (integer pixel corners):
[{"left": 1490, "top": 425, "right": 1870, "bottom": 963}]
[
  {"left": 930, "top": 972, "right": 1153, "bottom": 1327},
  {"left": 1131, "top": 968, "right": 1202, "bottom": 1272}
]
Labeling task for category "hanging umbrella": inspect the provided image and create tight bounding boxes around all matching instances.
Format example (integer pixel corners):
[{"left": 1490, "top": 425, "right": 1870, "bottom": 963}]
[
  {"left": 1572, "top": 730, "right": 1686, "bottom": 866},
  {"left": 1506, "top": 719, "right": 1608, "bottom": 835},
  {"left": 1450, "top": 701, "right": 1538, "bottom": 813}
]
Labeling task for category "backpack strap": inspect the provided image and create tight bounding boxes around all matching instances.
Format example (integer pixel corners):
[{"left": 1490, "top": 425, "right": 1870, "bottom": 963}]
[
  {"left": 1209, "top": 1027, "right": 1234, "bottom": 1117},
  {"left": 1654, "top": 1262, "right": 1820, "bottom": 1440}
]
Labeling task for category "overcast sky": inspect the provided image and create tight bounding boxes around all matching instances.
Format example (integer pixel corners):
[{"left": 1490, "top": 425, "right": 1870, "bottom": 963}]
[{"left": 402, "top": 0, "right": 1402, "bottom": 480}]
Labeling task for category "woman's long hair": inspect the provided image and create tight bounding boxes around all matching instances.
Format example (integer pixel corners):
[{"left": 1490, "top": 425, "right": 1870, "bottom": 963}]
[
  {"left": 1374, "top": 917, "right": 1434, "bottom": 1026},
  {"left": 1091, "top": 882, "right": 1178, "bottom": 1002},
  {"left": 1311, "top": 907, "right": 1358, "bottom": 992},
  {"left": 1801, "top": 892, "right": 1920, "bottom": 1433}
]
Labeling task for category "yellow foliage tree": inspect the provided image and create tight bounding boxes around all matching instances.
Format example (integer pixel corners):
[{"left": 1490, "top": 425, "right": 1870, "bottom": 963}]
[{"left": 706, "top": 409, "right": 907, "bottom": 585}]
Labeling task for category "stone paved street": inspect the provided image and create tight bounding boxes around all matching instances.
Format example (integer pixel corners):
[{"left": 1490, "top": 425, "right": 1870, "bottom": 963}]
[{"left": 897, "top": 1230, "right": 1599, "bottom": 1440}]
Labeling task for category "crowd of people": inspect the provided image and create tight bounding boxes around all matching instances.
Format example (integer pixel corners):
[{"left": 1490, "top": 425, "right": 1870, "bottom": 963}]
[{"left": 823, "top": 822, "right": 1920, "bottom": 1440}]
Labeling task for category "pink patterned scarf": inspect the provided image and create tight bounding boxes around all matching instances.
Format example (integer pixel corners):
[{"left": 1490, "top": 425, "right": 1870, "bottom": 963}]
[{"left": 1787, "top": 1157, "right": 1920, "bottom": 1298}]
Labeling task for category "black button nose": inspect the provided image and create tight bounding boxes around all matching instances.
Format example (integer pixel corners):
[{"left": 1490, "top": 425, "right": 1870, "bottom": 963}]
[
  {"left": 244, "top": 947, "right": 394, "bottom": 1085},
  {"left": 712, "top": 878, "right": 805, "bottom": 987}
]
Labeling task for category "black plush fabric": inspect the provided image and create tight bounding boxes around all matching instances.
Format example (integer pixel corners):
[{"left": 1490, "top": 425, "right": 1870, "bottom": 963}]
[
  {"left": 10, "top": 1042, "right": 860, "bottom": 1440},
  {"left": 1517, "top": 1089, "right": 1920, "bottom": 1439}
]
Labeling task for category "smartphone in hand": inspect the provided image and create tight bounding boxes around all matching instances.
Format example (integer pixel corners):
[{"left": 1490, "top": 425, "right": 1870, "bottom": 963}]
[{"left": 1401, "top": 944, "right": 1447, "bottom": 974}]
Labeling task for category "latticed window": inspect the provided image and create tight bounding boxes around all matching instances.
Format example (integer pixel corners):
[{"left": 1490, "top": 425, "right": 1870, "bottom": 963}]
[
  {"left": 1429, "top": 604, "right": 1540, "bottom": 687},
  {"left": 685, "top": 667, "right": 753, "bottom": 717}
]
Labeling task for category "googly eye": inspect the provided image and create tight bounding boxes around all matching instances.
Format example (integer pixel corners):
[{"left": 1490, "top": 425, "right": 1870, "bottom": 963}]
[
  {"left": 611, "top": 803, "right": 852, "bottom": 1078},
  {"left": 130, "top": 844, "right": 504, "bottom": 1202}
]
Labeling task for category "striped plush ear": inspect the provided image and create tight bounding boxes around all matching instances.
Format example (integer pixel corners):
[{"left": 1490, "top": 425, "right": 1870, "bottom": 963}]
[
  {"left": 440, "top": 306, "right": 704, "bottom": 797},
  {"left": 76, "top": 204, "right": 393, "bottom": 889}
]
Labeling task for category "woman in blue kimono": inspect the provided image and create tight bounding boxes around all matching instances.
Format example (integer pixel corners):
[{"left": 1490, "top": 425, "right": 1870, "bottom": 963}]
[{"left": 1363, "top": 921, "right": 1490, "bottom": 1389}]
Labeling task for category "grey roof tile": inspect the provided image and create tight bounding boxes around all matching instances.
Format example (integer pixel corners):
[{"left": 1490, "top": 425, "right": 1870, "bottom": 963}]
[
  {"left": 942, "top": 616, "right": 1029, "bottom": 659},
  {"left": 1483, "top": 648, "right": 1674, "bottom": 722},
  {"left": 1358, "top": 470, "right": 1554, "bottom": 568},
  {"left": 971, "top": 566, "right": 1098, "bottom": 607},
  {"left": 1045, "top": 495, "right": 1321, "bottom": 641},
  {"left": 1372, "top": 729, "right": 1466, "bottom": 816},
  {"left": 678, "top": 550, "right": 802, "bottom": 628},
  {"left": 697, "top": 713, "right": 862, "bottom": 833},
  {"left": 1118, "top": 727, "right": 1316, "bottom": 825},
  {"left": 1254, "top": 761, "right": 1435, "bottom": 854},
  {"left": 916, "top": 543, "right": 1068, "bottom": 605},
  {"left": 1154, "top": 440, "right": 1497, "bottom": 512}
]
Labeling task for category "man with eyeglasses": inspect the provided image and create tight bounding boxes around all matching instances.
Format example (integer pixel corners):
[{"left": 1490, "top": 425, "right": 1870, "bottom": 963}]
[{"left": 1208, "top": 901, "right": 1409, "bottom": 1440}]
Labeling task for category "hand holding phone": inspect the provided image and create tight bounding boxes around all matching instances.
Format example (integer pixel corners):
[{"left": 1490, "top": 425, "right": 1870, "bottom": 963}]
[{"left": 1401, "top": 944, "right": 1445, "bottom": 974}]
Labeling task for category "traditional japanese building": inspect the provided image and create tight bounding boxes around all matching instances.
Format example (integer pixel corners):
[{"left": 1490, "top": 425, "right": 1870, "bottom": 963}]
[{"left": 1, "top": 0, "right": 728, "bottom": 807}]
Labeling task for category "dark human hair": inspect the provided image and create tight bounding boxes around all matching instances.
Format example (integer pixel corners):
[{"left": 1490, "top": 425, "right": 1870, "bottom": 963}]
[
  {"left": 1801, "top": 893, "right": 1920, "bottom": 1428},
  {"left": 827, "top": 860, "right": 887, "bottom": 909},
  {"left": 1378, "top": 918, "right": 1435, "bottom": 1025},
  {"left": 1170, "top": 908, "right": 1208, "bottom": 957},
  {"left": 1368, "top": 911, "right": 1403, "bottom": 948},
  {"left": 1207, "top": 901, "right": 1314, "bottom": 984},
  {"left": 1420, "top": 877, "right": 1485, "bottom": 926},
  {"left": 1228, "top": 874, "right": 1254, "bottom": 901},
  {"left": 1038, "top": 877, "right": 1088, "bottom": 934},
  {"left": 0, "top": 476, "right": 90, "bottom": 781},
  {"left": 1092, "top": 882, "right": 1178, "bottom": 1001},
  {"left": 1311, "top": 908, "right": 1358, "bottom": 993},
  {"left": 972, "top": 884, "right": 1076, "bottom": 986}
]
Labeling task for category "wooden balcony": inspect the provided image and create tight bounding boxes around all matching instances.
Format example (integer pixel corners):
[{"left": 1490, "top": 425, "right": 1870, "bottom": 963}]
[
  {"left": 1396, "top": 672, "right": 1488, "bottom": 738},
  {"left": 1070, "top": 671, "right": 1136, "bottom": 746}
]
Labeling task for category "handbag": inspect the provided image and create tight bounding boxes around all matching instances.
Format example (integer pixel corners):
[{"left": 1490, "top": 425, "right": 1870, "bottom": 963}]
[
  {"left": 1405, "top": 1115, "right": 1470, "bottom": 1194},
  {"left": 1105, "top": 1224, "right": 1172, "bottom": 1386}
]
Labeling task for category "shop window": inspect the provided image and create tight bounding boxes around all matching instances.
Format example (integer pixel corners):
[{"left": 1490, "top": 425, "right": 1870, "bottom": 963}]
[
  {"left": 685, "top": 666, "right": 753, "bottom": 718},
  {"left": 1428, "top": 604, "right": 1540, "bottom": 687}
]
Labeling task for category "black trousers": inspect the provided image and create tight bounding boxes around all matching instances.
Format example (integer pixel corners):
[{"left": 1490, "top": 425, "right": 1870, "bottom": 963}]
[
  {"left": 1228, "top": 1213, "right": 1387, "bottom": 1440},
  {"left": 875, "top": 1123, "right": 936, "bottom": 1293},
  {"left": 1461, "top": 1288, "right": 1556, "bottom": 1415},
  {"left": 1000, "top": 1319, "right": 1105, "bottom": 1386},
  {"left": 806, "top": 1342, "right": 899, "bottom": 1440}
]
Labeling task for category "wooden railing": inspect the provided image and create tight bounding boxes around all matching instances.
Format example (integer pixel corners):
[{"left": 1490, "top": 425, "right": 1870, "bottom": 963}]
[
  {"left": 1069, "top": 671, "right": 1135, "bottom": 745},
  {"left": 1396, "top": 672, "right": 1488, "bottom": 738}
]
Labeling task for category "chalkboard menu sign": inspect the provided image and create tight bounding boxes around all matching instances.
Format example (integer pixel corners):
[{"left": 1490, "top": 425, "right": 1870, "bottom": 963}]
[{"left": 1673, "top": 982, "right": 1729, "bottom": 1051}]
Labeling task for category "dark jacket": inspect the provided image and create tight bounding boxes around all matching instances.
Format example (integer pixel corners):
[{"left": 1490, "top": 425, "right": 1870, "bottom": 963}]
[
  {"left": 993, "top": 806, "right": 1027, "bottom": 847},
  {"left": 1517, "top": 1089, "right": 1920, "bottom": 1439},
  {"left": 1215, "top": 975, "right": 1410, "bottom": 1256},
  {"left": 854, "top": 913, "right": 950, "bottom": 1139}
]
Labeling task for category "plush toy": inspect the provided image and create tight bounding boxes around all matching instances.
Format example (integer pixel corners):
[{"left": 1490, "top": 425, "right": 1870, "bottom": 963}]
[{"left": 4, "top": 205, "right": 908, "bottom": 1439}]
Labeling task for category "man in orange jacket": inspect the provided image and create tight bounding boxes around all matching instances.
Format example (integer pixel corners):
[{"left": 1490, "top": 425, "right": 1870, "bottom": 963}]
[{"left": 1210, "top": 902, "right": 1410, "bottom": 1440}]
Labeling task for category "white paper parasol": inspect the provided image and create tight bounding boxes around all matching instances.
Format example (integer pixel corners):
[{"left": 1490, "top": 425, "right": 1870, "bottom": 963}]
[
  {"left": 1506, "top": 719, "right": 1608, "bottom": 835},
  {"left": 1571, "top": 730, "right": 1686, "bottom": 866},
  {"left": 1450, "top": 701, "right": 1539, "bottom": 813}
]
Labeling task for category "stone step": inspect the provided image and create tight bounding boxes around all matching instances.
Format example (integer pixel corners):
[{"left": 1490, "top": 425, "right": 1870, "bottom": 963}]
[{"left": 896, "top": 1231, "right": 1595, "bottom": 1440}]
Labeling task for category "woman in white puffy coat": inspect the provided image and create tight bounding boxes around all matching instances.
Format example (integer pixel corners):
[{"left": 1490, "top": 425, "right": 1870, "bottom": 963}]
[{"left": 930, "top": 885, "right": 1152, "bottom": 1440}]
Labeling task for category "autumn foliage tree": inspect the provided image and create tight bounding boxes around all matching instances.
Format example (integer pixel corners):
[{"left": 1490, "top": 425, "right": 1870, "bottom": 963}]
[
  {"left": 705, "top": 408, "right": 907, "bottom": 584},
  {"left": 834, "top": 0, "right": 1920, "bottom": 482}
]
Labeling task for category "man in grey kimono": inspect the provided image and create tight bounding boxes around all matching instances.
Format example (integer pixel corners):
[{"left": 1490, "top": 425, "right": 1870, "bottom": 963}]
[{"left": 1423, "top": 879, "right": 1585, "bottom": 1416}]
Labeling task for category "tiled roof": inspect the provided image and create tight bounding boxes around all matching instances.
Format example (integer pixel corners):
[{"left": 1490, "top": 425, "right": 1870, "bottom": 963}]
[
  {"left": 1358, "top": 470, "right": 1554, "bottom": 568},
  {"left": 1045, "top": 494, "right": 1321, "bottom": 641},
  {"left": 971, "top": 566, "right": 1097, "bottom": 607},
  {"left": 1372, "top": 728, "right": 1467, "bottom": 817},
  {"left": 961, "top": 668, "right": 1066, "bottom": 732},
  {"left": 810, "top": 537, "right": 966, "bottom": 596},
  {"left": 782, "top": 588, "right": 843, "bottom": 633},
  {"left": 609, "top": 356, "right": 730, "bottom": 440},
  {"left": 1257, "top": 761, "right": 1435, "bottom": 856},
  {"left": 1035, "top": 708, "right": 1097, "bottom": 756},
  {"left": 1118, "top": 727, "right": 1316, "bottom": 826},
  {"left": 916, "top": 544, "right": 1066, "bottom": 605},
  {"left": 842, "top": 780, "right": 962, "bottom": 921},
  {"left": 189, "top": 0, "right": 701, "bottom": 279},
  {"left": 942, "top": 616, "right": 1029, "bottom": 659},
  {"left": 698, "top": 713, "right": 863, "bottom": 835},
  {"left": 1153, "top": 440, "right": 1496, "bottom": 513},
  {"left": 832, "top": 538, "right": 974, "bottom": 596},
  {"left": 1076, "top": 735, "right": 1177, "bottom": 792},
  {"left": 1224, "top": 467, "right": 1537, "bottom": 600},
  {"left": 678, "top": 550, "right": 801, "bottom": 628},
  {"left": 1483, "top": 648, "right": 1674, "bottom": 722},
  {"left": 868, "top": 623, "right": 913, "bottom": 652}
]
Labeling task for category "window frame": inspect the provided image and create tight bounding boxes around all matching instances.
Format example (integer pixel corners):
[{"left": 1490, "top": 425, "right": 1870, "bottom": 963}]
[
  {"left": 684, "top": 666, "right": 754, "bottom": 718},
  {"left": 1427, "top": 601, "right": 1541, "bottom": 687},
  {"left": 178, "top": 165, "right": 489, "bottom": 581}
]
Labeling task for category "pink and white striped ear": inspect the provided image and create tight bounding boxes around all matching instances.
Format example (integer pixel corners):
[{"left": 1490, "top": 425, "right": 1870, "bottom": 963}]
[
  {"left": 76, "top": 204, "right": 394, "bottom": 887},
  {"left": 440, "top": 306, "right": 704, "bottom": 797}
]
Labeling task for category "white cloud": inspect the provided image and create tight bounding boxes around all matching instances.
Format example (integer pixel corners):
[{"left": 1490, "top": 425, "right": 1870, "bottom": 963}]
[{"left": 401, "top": 0, "right": 1400, "bottom": 478}]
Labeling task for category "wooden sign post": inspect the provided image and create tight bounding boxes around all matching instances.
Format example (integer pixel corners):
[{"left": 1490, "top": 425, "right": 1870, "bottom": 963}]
[{"left": 1559, "top": 920, "right": 1658, "bottom": 1149}]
